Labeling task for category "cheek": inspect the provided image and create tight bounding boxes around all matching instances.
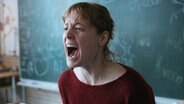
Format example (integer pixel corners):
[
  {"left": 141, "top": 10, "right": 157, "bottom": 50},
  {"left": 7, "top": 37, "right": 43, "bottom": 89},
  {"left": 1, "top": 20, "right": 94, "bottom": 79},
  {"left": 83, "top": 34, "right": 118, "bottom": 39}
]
[
  {"left": 81, "top": 33, "right": 99, "bottom": 43},
  {"left": 80, "top": 37, "right": 99, "bottom": 53},
  {"left": 77, "top": 32, "right": 100, "bottom": 52},
  {"left": 62, "top": 34, "right": 66, "bottom": 42},
  {"left": 62, "top": 35, "right": 67, "bottom": 51}
]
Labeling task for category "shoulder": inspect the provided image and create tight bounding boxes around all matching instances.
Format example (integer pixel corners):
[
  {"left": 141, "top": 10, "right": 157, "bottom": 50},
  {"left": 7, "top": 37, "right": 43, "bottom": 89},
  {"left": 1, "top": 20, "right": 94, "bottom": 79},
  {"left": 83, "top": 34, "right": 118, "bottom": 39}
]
[
  {"left": 57, "top": 69, "right": 74, "bottom": 104},
  {"left": 58, "top": 69, "right": 73, "bottom": 87},
  {"left": 120, "top": 64, "right": 155, "bottom": 103},
  {"left": 121, "top": 64, "right": 149, "bottom": 86},
  {"left": 125, "top": 65, "right": 152, "bottom": 91}
]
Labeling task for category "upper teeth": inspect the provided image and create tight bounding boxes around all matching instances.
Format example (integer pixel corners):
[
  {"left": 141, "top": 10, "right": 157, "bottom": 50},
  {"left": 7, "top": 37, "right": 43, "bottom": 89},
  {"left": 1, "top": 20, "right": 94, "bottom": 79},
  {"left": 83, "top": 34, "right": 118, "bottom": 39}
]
[{"left": 66, "top": 44, "right": 77, "bottom": 48}]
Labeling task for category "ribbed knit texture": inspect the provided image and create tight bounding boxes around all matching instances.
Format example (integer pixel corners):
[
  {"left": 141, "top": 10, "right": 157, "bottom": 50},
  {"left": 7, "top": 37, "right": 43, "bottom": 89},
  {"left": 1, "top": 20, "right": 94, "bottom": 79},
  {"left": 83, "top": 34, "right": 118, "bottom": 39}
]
[{"left": 58, "top": 64, "right": 155, "bottom": 104}]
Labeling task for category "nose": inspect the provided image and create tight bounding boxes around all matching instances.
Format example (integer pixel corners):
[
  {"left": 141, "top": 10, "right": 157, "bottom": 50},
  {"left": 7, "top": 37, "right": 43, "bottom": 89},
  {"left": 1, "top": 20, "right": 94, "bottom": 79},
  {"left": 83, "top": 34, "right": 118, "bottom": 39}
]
[{"left": 64, "top": 27, "right": 74, "bottom": 39}]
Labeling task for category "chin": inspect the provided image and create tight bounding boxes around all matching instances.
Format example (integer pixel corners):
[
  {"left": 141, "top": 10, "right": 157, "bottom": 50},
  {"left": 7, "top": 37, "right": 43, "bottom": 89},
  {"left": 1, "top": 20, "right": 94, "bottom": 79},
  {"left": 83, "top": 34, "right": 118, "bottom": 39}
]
[
  {"left": 65, "top": 55, "right": 81, "bottom": 68},
  {"left": 66, "top": 60, "right": 78, "bottom": 69}
]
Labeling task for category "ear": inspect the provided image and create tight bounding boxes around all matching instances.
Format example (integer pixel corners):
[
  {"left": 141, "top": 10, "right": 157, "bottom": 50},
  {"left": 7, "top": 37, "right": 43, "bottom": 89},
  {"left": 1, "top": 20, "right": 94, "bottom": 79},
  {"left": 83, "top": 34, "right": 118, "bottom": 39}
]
[{"left": 99, "top": 31, "right": 109, "bottom": 46}]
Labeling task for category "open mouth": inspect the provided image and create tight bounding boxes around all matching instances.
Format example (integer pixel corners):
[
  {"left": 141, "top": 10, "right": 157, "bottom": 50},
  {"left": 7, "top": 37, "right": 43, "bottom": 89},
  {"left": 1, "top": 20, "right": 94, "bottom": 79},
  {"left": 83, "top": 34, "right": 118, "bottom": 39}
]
[{"left": 67, "top": 45, "right": 79, "bottom": 58}]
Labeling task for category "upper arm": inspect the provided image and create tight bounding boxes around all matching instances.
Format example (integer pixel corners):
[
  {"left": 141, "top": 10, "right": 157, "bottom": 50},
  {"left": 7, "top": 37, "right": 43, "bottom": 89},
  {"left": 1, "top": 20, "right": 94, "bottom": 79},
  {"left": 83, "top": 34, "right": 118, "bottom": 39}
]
[
  {"left": 58, "top": 73, "right": 69, "bottom": 104},
  {"left": 128, "top": 86, "right": 155, "bottom": 104}
]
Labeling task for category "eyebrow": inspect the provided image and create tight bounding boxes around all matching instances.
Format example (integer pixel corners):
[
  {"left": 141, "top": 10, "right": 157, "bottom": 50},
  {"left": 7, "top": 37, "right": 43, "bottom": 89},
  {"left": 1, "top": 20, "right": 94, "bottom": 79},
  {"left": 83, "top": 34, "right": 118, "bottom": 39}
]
[{"left": 64, "top": 22, "right": 88, "bottom": 27}]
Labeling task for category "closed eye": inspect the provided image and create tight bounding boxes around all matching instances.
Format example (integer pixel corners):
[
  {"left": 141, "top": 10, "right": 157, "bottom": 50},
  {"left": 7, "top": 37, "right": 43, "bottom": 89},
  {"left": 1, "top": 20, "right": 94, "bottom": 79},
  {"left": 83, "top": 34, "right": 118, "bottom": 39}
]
[
  {"left": 64, "top": 27, "right": 68, "bottom": 31},
  {"left": 75, "top": 27, "right": 85, "bottom": 32}
]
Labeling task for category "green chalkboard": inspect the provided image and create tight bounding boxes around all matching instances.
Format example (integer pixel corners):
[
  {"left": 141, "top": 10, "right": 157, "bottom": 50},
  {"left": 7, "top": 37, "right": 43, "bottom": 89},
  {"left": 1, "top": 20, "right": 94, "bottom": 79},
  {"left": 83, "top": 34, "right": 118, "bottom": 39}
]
[
  {"left": 19, "top": 0, "right": 184, "bottom": 100},
  {"left": 18, "top": 0, "right": 67, "bottom": 83}
]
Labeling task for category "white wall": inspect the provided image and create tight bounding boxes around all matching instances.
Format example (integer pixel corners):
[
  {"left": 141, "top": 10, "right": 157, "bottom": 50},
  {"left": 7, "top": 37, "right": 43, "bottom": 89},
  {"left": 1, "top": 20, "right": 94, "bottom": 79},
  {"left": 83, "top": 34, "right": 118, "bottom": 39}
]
[{"left": 0, "top": 0, "right": 19, "bottom": 56}]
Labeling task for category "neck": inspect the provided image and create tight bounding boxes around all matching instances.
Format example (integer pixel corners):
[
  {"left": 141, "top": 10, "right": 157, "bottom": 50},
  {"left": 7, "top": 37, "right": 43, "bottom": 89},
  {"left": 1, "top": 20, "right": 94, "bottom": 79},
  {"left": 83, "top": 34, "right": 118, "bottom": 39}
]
[{"left": 74, "top": 59, "right": 111, "bottom": 85}]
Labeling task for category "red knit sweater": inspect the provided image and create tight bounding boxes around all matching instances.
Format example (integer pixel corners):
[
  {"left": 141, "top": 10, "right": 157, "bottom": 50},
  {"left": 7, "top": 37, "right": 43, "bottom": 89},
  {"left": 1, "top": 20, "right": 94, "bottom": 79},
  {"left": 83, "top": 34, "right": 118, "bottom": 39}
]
[{"left": 58, "top": 64, "right": 155, "bottom": 104}]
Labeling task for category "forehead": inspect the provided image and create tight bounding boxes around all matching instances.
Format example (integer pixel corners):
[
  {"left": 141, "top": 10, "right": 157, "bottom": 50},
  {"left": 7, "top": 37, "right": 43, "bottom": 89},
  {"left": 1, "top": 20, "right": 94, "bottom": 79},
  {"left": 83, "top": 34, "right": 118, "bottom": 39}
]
[{"left": 64, "top": 10, "right": 90, "bottom": 25}]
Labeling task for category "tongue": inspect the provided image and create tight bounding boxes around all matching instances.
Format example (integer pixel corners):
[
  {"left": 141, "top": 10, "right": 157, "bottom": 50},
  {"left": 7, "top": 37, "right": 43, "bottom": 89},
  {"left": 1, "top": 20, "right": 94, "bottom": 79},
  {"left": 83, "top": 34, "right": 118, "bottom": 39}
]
[{"left": 69, "top": 49, "right": 78, "bottom": 58}]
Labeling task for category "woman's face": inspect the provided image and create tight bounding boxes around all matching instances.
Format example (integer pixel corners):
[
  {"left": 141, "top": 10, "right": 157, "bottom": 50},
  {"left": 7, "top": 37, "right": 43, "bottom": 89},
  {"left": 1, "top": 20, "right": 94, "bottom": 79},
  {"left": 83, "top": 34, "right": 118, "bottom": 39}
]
[{"left": 63, "top": 10, "right": 103, "bottom": 68}]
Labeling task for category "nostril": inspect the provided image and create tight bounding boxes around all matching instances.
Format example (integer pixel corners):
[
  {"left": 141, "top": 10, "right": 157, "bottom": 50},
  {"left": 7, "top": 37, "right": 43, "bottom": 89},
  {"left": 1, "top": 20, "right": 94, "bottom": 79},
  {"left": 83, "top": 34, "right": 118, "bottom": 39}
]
[
  {"left": 66, "top": 30, "right": 74, "bottom": 39},
  {"left": 66, "top": 34, "right": 74, "bottom": 39}
]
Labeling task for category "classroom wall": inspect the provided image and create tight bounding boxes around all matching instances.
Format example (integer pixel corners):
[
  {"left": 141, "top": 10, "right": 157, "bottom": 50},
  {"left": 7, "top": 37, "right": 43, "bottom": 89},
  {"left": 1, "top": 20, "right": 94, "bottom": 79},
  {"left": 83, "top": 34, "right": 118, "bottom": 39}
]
[
  {"left": 24, "top": 88, "right": 61, "bottom": 104},
  {"left": 0, "top": 86, "right": 22, "bottom": 104},
  {"left": 0, "top": 0, "right": 19, "bottom": 56},
  {"left": 0, "top": 87, "right": 61, "bottom": 104}
]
